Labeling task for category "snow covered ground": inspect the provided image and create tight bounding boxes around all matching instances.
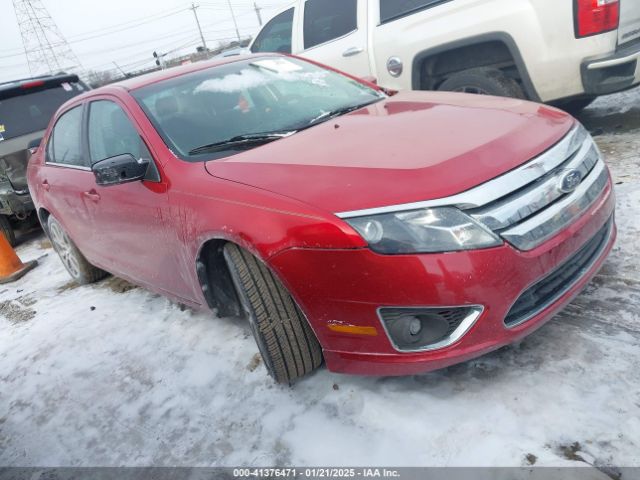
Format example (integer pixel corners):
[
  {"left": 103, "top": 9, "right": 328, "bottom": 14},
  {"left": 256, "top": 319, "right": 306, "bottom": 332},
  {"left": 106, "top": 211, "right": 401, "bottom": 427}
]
[{"left": 1, "top": 88, "right": 639, "bottom": 470}]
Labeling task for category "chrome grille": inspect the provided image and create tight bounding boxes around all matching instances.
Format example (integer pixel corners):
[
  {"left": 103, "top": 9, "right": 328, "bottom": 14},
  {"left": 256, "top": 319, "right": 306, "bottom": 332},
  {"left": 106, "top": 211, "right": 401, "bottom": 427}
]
[
  {"left": 463, "top": 125, "right": 610, "bottom": 251},
  {"left": 335, "top": 124, "right": 611, "bottom": 252}
]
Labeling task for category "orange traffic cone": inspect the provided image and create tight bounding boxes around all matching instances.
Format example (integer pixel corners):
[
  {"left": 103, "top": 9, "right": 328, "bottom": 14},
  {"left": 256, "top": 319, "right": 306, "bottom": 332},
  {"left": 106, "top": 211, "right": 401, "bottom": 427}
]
[{"left": 0, "top": 234, "right": 37, "bottom": 284}]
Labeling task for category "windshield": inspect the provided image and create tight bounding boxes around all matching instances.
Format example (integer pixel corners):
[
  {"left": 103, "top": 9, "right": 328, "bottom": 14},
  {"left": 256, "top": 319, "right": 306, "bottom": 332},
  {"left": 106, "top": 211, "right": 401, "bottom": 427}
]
[
  {"left": 132, "top": 56, "right": 385, "bottom": 161},
  {"left": 0, "top": 82, "right": 85, "bottom": 141}
]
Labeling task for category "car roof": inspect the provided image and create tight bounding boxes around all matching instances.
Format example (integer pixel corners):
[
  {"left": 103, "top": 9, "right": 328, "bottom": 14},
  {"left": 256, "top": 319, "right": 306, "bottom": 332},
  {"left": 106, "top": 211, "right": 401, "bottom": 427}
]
[{"left": 107, "top": 53, "right": 281, "bottom": 92}]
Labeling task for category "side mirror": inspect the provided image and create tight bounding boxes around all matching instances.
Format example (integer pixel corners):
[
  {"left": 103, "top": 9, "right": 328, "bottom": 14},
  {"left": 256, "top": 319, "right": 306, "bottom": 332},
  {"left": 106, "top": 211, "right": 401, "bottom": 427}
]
[
  {"left": 27, "top": 137, "right": 43, "bottom": 155},
  {"left": 92, "top": 154, "right": 149, "bottom": 187},
  {"left": 361, "top": 76, "right": 378, "bottom": 85}
]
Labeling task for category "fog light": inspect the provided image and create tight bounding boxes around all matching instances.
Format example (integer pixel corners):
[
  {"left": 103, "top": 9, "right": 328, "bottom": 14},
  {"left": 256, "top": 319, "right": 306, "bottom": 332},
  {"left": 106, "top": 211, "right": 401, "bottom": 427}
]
[
  {"left": 379, "top": 306, "right": 483, "bottom": 352},
  {"left": 409, "top": 317, "right": 422, "bottom": 336}
]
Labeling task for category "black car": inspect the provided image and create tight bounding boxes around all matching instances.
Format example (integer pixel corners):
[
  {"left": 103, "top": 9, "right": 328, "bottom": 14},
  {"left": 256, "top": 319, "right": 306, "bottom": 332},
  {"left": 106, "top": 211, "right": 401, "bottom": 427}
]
[{"left": 0, "top": 74, "right": 87, "bottom": 245}]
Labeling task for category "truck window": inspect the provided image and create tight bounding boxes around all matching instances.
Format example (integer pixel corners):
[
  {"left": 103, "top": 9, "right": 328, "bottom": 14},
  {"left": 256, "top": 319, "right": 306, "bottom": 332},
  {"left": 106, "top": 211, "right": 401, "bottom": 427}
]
[
  {"left": 251, "top": 8, "right": 294, "bottom": 53},
  {"left": 380, "top": 0, "right": 447, "bottom": 24},
  {"left": 304, "top": 0, "right": 357, "bottom": 49},
  {"left": 0, "top": 83, "right": 83, "bottom": 141}
]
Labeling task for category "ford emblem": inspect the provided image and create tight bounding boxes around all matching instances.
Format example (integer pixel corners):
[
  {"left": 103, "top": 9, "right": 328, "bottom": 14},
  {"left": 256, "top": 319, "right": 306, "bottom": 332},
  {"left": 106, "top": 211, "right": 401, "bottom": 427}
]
[{"left": 558, "top": 169, "right": 583, "bottom": 194}]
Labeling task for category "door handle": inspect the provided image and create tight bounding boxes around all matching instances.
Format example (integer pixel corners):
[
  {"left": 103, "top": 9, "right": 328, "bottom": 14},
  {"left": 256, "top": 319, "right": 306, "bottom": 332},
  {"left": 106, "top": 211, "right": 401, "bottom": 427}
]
[
  {"left": 42, "top": 180, "right": 50, "bottom": 191},
  {"left": 342, "top": 46, "right": 364, "bottom": 57},
  {"left": 83, "top": 190, "right": 101, "bottom": 202}
]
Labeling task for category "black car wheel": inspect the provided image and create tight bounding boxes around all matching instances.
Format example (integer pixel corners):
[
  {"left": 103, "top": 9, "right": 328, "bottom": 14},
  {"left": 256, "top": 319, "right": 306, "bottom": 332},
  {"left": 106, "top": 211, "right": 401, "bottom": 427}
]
[
  {"left": 224, "top": 243, "right": 323, "bottom": 384},
  {"left": 439, "top": 67, "right": 526, "bottom": 99}
]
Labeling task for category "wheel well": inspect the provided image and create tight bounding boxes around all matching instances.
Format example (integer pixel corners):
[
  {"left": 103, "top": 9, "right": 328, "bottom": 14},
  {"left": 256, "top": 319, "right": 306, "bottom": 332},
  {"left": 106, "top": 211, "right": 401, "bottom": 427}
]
[
  {"left": 412, "top": 34, "right": 539, "bottom": 100},
  {"left": 196, "top": 239, "right": 242, "bottom": 318},
  {"left": 418, "top": 41, "right": 518, "bottom": 89}
]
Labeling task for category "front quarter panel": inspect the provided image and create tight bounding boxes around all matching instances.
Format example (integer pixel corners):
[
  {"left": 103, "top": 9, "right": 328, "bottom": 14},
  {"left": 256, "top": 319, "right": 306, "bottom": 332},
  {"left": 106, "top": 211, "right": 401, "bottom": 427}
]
[{"left": 164, "top": 159, "right": 366, "bottom": 304}]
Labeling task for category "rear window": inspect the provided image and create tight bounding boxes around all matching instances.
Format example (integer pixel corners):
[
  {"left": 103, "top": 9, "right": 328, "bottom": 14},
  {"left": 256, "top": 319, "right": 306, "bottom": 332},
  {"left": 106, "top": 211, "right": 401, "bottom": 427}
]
[
  {"left": 0, "top": 82, "right": 85, "bottom": 142},
  {"left": 379, "top": 0, "right": 448, "bottom": 24}
]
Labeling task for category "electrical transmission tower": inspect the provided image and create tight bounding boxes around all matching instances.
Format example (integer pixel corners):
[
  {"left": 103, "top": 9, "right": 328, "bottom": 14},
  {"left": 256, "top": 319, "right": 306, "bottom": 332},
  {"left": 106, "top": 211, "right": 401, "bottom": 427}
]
[{"left": 12, "top": 0, "right": 82, "bottom": 77}]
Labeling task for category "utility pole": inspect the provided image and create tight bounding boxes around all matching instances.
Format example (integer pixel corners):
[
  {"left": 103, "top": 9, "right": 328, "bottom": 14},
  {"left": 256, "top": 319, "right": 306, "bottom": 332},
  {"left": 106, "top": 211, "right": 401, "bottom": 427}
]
[
  {"left": 227, "top": 0, "right": 241, "bottom": 42},
  {"left": 112, "top": 62, "right": 128, "bottom": 78},
  {"left": 190, "top": 3, "right": 208, "bottom": 51},
  {"left": 254, "top": 2, "right": 263, "bottom": 26}
]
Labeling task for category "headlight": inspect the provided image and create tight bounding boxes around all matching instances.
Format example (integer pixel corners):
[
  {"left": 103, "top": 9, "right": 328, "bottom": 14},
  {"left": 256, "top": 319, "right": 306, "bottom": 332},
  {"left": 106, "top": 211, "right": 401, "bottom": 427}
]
[{"left": 345, "top": 207, "right": 503, "bottom": 254}]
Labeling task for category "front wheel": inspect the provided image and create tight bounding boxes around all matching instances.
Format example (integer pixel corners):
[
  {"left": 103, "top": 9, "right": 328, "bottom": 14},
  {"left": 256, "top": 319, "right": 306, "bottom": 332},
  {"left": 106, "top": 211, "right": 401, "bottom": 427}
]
[
  {"left": 438, "top": 67, "right": 526, "bottom": 99},
  {"left": 224, "top": 243, "right": 323, "bottom": 384},
  {"left": 48, "top": 215, "right": 107, "bottom": 285}
]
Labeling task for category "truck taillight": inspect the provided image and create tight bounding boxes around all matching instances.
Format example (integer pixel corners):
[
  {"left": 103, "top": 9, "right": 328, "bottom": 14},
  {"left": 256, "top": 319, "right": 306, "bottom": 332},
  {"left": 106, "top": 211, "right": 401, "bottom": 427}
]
[{"left": 575, "top": 0, "right": 620, "bottom": 38}]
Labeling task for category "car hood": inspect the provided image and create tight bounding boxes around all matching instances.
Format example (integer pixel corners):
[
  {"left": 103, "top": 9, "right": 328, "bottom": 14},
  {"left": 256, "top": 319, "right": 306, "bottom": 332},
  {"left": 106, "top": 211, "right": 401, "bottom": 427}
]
[{"left": 205, "top": 91, "right": 575, "bottom": 214}]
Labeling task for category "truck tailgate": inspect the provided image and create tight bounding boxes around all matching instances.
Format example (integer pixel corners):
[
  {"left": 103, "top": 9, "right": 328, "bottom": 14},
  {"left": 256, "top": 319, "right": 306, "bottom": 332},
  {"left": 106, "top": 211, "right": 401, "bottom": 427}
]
[{"left": 619, "top": 0, "right": 640, "bottom": 45}]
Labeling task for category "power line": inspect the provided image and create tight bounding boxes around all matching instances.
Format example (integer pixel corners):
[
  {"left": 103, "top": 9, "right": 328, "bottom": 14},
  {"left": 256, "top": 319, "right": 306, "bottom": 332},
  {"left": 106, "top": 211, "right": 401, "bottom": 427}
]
[
  {"left": 0, "top": 6, "right": 189, "bottom": 55},
  {"left": 2, "top": 0, "right": 290, "bottom": 81}
]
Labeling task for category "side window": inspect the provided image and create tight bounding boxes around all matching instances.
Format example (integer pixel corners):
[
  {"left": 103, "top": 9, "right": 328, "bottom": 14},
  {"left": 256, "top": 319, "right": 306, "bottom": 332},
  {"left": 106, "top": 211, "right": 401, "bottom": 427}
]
[
  {"left": 88, "top": 100, "right": 151, "bottom": 164},
  {"left": 304, "top": 0, "right": 357, "bottom": 49},
  {"left": 47, "top": 105, "right": 86, "bottom": 167},
  {"left": 379, "top": 0, "right": 445, "bottom": 24},
  {"left": 251, "top": 8, "right": 294, "bottom": 53}
]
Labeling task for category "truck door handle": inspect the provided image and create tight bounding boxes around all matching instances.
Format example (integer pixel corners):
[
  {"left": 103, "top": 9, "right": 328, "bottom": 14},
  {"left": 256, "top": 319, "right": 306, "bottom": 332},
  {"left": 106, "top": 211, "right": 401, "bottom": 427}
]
[
  {"left": 42, "top": 180, "right": 50, "bottom": 191},
  {"left": 83, "top": 190, "right": 101, "bottom": 202},
  {"left": 342, "top": 46, "right": 364, "bottom": 57}
]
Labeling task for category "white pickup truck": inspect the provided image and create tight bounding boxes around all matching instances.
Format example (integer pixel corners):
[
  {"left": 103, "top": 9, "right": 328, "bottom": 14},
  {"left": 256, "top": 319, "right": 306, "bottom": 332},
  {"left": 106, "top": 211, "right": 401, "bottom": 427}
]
[{"left": 250, "top": 0, "right": 640, "bottom": 111}]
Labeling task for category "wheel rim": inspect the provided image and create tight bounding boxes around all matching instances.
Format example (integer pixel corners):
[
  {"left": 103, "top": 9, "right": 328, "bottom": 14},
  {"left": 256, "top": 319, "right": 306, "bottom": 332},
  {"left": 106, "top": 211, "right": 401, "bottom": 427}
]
[
  {"left": 49, "top": 221, "right": 81, "bottom": 279},
  {"left": 453, "top": 86, "right": 490, "bottom": 95}
]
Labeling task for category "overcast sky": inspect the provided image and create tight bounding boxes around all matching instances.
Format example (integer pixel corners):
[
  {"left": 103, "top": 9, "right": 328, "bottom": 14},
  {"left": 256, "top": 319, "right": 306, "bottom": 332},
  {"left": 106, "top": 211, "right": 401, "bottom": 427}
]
[{"left": 0, "top": 0, "right": 293, "bottom": 82}]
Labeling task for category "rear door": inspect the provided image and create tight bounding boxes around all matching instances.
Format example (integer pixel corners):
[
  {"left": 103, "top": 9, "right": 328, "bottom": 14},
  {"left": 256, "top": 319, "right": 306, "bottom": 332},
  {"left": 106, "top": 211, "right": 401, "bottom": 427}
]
[
  {"left": 299, "top": 0, "right": 372, "bottom": 77},
  {"left": 40, "top": 103, "right": 97, "bottom": 255},
  {"left": 619, "top": 0, "right": 640, "bottom": 45}
]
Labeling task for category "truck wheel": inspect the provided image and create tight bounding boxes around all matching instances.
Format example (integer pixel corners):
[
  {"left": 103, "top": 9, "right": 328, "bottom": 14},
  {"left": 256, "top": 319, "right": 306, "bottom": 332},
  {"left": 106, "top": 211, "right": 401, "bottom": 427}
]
[
  {"left": 0, "top": 216, "right": 16, "bottom": 247},
  {"left": 223, "top": 243, "right": 323, "bottom": 384},
  {"left": 48, "top": 215, "right": 107, "bottom": 285},
  {"left": 438, "top": 67, "right": 525, "bottom": 99}
]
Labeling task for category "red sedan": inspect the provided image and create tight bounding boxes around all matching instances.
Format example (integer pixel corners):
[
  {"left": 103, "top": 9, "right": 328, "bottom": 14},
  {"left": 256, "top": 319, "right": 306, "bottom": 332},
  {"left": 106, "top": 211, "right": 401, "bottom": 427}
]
[{"left": 27, "top": 55, "right": 615, "bottom": 383}]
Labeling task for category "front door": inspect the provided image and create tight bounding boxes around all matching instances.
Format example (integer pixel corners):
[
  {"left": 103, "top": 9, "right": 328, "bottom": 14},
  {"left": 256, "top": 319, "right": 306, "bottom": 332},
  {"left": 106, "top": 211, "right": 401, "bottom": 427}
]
[{"left": 84, "top": 98, "right": 194, "bottom": 302}]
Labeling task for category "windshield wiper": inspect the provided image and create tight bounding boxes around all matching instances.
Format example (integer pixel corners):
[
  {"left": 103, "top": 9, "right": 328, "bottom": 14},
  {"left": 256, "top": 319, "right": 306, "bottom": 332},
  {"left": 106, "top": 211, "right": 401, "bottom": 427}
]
[
  {"left": 188, "top": 131, "right": 296, "bottom": 156},
  {"left": 301, "top": 100, "right": 382, "bottom": 129}
]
